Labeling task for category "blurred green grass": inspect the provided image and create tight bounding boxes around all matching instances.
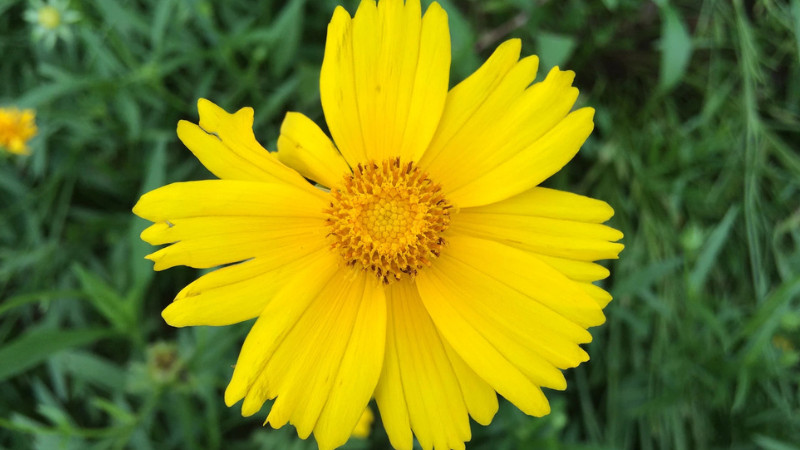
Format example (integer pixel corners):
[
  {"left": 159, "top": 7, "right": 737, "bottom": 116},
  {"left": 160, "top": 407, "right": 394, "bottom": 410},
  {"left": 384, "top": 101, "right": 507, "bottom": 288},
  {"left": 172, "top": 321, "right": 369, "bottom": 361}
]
[{"left": 1, "top": 0, "right": 799, "bottom": 449}]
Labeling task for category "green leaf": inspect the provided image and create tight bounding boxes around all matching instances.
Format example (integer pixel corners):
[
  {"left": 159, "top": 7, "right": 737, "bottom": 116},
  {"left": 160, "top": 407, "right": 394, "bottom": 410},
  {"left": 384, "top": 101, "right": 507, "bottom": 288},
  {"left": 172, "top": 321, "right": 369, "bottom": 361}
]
[
  {"left": 611, "top": 257, "right": 682, "bottom": 298},
  {"left": 128, "top": 139, "right": 167, "bottom": 297},
  {"left": 751, "top": 434, "right": 800, "bottom": 450},
  {"left": 72, "top": 265, "right": 133, "bottom": 333},
  {"left": 268, "top": 0, "right": 306, "bottom": 78},
  {"left": 0, "top": 290, "right": 83, "bottom": 317},
  {"left": 740, "top": 276, "right": 800, "bottom": 366},
  {"left": 658, "top": 4, "right": 693, "bottom": 91},
  {"left": 536, "top": 31, "right": 577, "bottom": 70},
  {"left": 0, "top": 328, "right": 108, "bottom": 382},
  {"left": 689, "top": 206, "right": 739, "bottom": 293},
  {"left": 150, "top": 0, "right": 177, "bottom": 50},
  {"left": 792, "top": 0, "right": 800, "bottom": 63},
  {"left": 51, "top": 351, "right": 127, "bottom": 393},
  {"left": 116, "top": 93, "right": 142, "bottom": 141}
]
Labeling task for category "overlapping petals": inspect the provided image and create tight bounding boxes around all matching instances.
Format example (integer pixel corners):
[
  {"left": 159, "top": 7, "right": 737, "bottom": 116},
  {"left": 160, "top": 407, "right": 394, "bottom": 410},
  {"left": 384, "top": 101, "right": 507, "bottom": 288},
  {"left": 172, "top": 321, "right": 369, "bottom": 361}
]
[
  {"left": 225, "top": 266, "right": 386, "bottom": 450},
  {"left": 320, "top": 0, "right": 450, "bottom": 165},
  {"left": 375, "top": 281, "right": 497, "bottom": 450},
  {"left": 134, "top": 1, "right": 624, "bottom": 449}
]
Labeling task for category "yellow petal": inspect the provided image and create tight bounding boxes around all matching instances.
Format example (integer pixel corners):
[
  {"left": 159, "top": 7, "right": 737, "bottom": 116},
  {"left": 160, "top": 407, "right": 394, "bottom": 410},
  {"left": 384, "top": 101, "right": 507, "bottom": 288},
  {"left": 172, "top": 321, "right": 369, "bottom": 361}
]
[
  {"left": 161, "top": 245, "right": 328, "bottom": 327},
  {"left": 223, "top": 252, "right": 341, "bottom": 407},
  {"left": 177, "top": 99, "right": 310, "bottom": 190},
  {"left": 133, "top": 180, "right": 328, "bottom": 270},
  {"left": 416, "top": 234, "right": 608, "bottom": 416},
  {"left": 141, "top": 216, "right": 324, "bottom": 270},
  {"left": 419, "top": 40, "right": 541, "bottom": 191},
  {"left": 375, "top": 280, "right": 481, "bottom": 450},
  {"left": 276, "top": 112, "right": 351, "bottom": 189},
  {"left": 419, "top": 251, "right": 586, "bottom": 378},
  {"left": 314, "top": 277, "right": 385, "bottom": 450},
  {"left": 442, "top": 233, "right": 606, "bottom": 329},
  {"left": 419, "top": 54, "right": 593, "bottom": 207},
  {"left": 419, "top": 38, "right": 531, "bottom": 172},
  {"left": 447, "top": 106, "right": 595, "bottom": 207},
  {"left": 462, "top": 186, "right": 615, "bottom": 223},
  {"left": 373, "top": 310, "right": 412, "bottom": 450},
  {"left": 578, "top": 282, "right": 613, "bottom": 308},
  {"left": 535, "top": 255, "right": 611, "bottom": 282},
  {"left": 452, "top": 217, "right": 623, "bottom": 263},
  {"left": 226, "top": 268, "right": 386, "bottom": 450},
  {"left": 415, "top": 267, "right": 551, "bottom": 417},
  {"left": 451, "top": 188, "right": 624, "bottom": 262},
  {"left": 320, "top": 0, "right": 450, "bottom": 165},
  {"left": 319, "top": 7, "right": 363, "bottom": 164},
  {"left": 440, "top": 339, "right": 498, "bottom": 426},
  {"left": 132, "top": 180, "right": 326, "bottom": 222}
]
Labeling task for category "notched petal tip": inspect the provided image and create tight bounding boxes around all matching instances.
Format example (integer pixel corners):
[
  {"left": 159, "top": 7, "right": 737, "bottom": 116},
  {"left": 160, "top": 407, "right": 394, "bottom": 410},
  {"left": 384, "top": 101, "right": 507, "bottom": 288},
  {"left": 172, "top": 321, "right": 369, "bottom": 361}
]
[
  {"left": 144, "top": 249, "right": 171, "bottom": 271},
  {"left": 607, "top": 241, "right": 625, "bottom": 259},
  {"left": 196, "top": 98, "right": 221, "bottom": 121},
  {"left": 234, "top": 106, "right": 255, "bottom": 123},
  {"left": 196, "top": 98, "right": 254, "bottom": 133}
]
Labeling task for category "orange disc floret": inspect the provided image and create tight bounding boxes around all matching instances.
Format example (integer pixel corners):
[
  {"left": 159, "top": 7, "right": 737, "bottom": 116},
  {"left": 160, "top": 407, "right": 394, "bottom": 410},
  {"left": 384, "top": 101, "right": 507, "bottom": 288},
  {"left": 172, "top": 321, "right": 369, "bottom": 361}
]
[{"left": 326, "top": 158, "right": 452, "bottom": 283}]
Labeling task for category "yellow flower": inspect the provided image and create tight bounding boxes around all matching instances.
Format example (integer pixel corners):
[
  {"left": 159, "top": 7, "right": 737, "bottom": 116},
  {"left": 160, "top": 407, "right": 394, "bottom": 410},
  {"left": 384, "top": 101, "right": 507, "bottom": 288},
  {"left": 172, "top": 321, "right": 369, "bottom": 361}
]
[
  {"left": 133, "top": 1, "right": 623, "bottom": 449},
  {"left": 0, "top": 107, "right": 37, "bottom": 155}
]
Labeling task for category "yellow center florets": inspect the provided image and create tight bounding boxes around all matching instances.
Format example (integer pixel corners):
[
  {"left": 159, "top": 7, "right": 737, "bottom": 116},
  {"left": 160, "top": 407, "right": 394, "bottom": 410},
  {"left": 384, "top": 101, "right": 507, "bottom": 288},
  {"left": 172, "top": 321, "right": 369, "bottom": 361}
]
[
  {"left": 37, "top": 6, "right": 61, "bottom": 30},
  {"left": 326, "top": 158, "right": 452, "bottom": 283}
]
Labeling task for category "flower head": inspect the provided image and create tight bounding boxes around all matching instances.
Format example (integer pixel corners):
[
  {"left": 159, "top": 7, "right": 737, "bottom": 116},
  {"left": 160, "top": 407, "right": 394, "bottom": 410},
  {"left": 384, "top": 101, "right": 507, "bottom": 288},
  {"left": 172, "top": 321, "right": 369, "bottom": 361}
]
[
  {"left": 133, "top": 1, "right": 623, "bottom": 449},
  {"left": 0, "top": 107, "right": 37, "bottom": 155},
  {"left": 24, "top": 0, "right": 80, "bottom": 49}
]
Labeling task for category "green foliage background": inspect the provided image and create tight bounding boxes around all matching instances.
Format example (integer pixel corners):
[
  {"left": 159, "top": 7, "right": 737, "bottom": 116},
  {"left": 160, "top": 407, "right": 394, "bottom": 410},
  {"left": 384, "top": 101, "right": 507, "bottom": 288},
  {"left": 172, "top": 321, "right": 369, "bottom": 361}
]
[{"left": 1, "top": 0, "right": 799, "bottom": 448}]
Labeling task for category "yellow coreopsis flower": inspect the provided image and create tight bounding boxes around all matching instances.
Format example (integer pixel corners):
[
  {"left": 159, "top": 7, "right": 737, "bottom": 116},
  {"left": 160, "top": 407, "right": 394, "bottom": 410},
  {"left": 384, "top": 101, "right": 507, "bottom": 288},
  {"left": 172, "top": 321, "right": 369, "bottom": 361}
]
[
  {"left": 0, "top": 107, "right": 37, "bottom": 155},
  {"left": 133, "top": 1, "right": 623, "bottom": 449}
]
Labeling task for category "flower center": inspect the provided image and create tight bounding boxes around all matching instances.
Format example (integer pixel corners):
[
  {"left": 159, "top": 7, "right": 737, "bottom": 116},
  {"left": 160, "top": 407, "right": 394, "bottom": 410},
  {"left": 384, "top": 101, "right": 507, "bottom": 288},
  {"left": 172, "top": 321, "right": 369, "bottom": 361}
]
[
  {"left": 37, "top": 6, "right": 61, "bottom": 30},
  {"left": 326, "top": 158, "right": 451, "bottom": 283}
]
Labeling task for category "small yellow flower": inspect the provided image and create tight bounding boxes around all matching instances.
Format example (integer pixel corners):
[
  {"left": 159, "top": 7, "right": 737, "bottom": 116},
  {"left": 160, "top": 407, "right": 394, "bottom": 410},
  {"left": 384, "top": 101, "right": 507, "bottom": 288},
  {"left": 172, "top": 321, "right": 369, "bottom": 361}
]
[
  {"left": 352, "top": 407, "right": 374, "bottom": 438},
  {"left": 134, "top": 1, "right": 623, "bottom": 449},
  {"left": 0, "top": 107, "right": 37, "bottom": 155}
]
